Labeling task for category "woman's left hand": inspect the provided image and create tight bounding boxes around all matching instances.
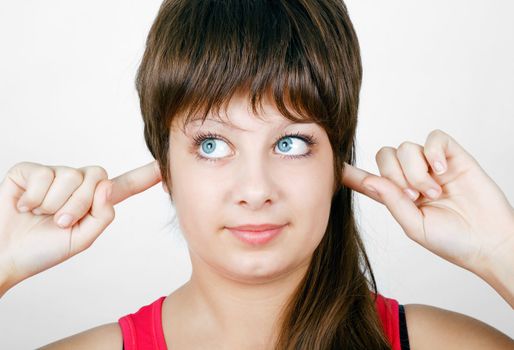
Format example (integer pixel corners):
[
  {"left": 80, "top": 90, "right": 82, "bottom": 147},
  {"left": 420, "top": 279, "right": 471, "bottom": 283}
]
[{"left": 342, "top": 129, "right": 514, "bottom": 276}]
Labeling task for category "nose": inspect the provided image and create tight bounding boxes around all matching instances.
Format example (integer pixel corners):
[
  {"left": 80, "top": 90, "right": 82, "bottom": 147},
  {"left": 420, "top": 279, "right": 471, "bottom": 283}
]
[{"left": 233, "top": 155, "right": 277, "bottom": 210}]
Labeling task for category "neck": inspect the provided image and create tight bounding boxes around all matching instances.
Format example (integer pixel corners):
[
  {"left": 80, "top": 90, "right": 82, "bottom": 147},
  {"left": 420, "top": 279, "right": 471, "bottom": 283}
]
[{"left": 183, "top": 250, "right": 311, "bottom": 347}]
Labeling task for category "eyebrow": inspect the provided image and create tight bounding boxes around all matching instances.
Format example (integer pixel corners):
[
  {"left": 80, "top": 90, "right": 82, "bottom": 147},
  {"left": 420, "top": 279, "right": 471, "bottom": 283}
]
[
  {"left": 186, "top": 117, "right": 309, "bottom": 132},
  {"left": 187, "top": 118, "right": 250, "bottom": 132}
]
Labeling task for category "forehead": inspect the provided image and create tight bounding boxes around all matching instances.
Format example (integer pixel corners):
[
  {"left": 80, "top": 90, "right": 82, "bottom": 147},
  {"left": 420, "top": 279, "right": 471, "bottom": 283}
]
[{"left": 173, "top": 90, "right": 316, "bottom": 133}]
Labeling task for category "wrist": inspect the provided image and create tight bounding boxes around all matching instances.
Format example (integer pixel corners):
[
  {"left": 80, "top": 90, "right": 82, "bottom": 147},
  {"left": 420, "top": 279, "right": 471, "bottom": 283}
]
[
  {"left": 477, "top": 244, "right": 514, "bottom": 308},
  {"left": 0, "top": 260, "right": 15, "bottom": 299}
]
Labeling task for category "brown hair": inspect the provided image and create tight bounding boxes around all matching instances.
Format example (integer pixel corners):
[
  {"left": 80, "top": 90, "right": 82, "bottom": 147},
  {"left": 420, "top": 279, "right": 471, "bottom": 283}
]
[{"left": 136, "top": 0, "right": 392, "bottom": 348}]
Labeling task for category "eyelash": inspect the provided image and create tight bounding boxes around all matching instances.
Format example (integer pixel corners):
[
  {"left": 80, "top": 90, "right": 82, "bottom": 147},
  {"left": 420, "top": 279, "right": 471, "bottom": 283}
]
[{"left": 191, "top": 131, "right": 318, "bottom": 163}]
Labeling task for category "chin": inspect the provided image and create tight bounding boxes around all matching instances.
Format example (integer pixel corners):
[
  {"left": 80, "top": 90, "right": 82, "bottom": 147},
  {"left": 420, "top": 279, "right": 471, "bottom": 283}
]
[{"left": 215, "top": 252, "right": 296, "bottom": 284}]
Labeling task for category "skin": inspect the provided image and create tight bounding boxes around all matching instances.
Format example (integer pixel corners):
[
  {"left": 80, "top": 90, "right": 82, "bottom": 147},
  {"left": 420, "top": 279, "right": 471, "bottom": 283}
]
[
  {"left": 162, "top": 91, "right": 335, "bottom": 347},
  {"left": 1, "top": 91, "right": 513, "bottom": 348}
]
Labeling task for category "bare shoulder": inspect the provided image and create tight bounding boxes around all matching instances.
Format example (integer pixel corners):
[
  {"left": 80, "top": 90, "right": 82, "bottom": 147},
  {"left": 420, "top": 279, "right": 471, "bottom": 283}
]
[
  {"left": 37, "top": 322, "right": 123, "bottom": 350},
  {"left": 404, "top": 303, "right": 514, "bottom": 349}
]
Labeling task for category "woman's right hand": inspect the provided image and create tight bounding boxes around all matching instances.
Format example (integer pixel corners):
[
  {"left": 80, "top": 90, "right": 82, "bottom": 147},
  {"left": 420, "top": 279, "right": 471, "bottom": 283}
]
[{"left": 0, "top": 161, "right": 162, "bottom": 295}]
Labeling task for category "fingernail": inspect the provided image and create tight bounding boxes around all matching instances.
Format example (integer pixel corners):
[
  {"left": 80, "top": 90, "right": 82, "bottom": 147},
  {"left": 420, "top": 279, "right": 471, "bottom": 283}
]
[
  {"left": 433, "top": 161, "right": 446, "bottom": 175},
  {"left": 404, "top": 188, "right": 419, "bottom": 201},
  {"left": 57, "top": 214, "right": 73, "bottom": 228},
  {"left": 18, "top": 205, "right": 29, "bottom": 213},
  {"left": 426, "top": 188, "right": 440, "bottom": 199}
]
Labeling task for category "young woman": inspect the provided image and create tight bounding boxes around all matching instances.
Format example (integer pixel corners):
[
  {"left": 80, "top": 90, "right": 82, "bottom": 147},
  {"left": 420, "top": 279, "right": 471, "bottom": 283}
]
[{"left": 1, "top": 0, "right": 513, "bottom": 349}]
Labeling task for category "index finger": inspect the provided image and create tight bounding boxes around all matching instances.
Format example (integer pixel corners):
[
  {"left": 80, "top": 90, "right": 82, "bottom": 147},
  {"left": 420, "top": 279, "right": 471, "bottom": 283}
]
[
  {"left": 109, "top": 161, "right": 162, "bottom": 205},
  {"left": 341, "top": 162, "right": 384, "bottom": 203}
]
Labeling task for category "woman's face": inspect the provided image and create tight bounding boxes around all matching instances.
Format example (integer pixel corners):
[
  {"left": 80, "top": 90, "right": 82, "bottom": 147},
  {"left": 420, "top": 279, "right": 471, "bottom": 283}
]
[{"left": 168, "top": 92, "right": 335, "bottom": 283}]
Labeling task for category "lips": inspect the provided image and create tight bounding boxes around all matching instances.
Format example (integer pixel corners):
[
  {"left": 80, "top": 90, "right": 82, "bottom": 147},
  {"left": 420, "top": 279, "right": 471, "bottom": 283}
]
[
  {"left": 226, "top": 223, "right": 286, "bottom": 231},
  {"left": 226, "top": 223, "right": 287, "bottom": 245}
]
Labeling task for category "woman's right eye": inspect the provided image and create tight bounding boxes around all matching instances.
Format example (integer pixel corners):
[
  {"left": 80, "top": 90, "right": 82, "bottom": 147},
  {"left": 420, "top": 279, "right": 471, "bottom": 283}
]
[
  {"left": 191, "top": 131, "right": 231, "bottom": 163},
  {"left": 196, "top": 137, "right": 231, "bottom": 161}
]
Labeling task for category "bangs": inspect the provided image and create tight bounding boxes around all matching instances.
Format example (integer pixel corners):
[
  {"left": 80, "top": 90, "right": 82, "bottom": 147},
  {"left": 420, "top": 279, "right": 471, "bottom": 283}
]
[{"left": 136, "top": 0, "right": 359, "bottom": 136}]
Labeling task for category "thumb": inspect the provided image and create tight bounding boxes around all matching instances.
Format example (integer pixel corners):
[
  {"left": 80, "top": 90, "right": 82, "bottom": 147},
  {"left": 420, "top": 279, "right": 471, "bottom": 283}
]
[
  {"left": 70, "top": 179, "right": 115, "bottom": 254},
  {"left": 363, "top": 176, "right": 425, "bottom": 244}
]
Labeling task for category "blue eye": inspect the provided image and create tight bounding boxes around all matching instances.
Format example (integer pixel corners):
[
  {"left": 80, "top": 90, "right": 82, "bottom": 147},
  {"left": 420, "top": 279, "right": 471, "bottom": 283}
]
[
  {"left": 197, "top": 136, "right": 231, "bottom": 159},
  {"left": 191, "top": 131, "right": 317, "bottom": 163},
  {"left": 275, "top": 136, "right": 308, "bottom": 155}
]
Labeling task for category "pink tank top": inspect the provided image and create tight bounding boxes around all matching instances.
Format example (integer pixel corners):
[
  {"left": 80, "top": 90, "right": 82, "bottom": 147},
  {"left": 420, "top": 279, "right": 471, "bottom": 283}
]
[{"left": 118, "top": 293, "right": 405, "bottom": 350}]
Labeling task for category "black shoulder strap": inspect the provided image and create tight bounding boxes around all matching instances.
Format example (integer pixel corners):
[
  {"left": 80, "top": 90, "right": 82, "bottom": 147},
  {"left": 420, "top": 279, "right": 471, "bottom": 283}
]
[{"left": 399, "top": 304, "right": 411, "bottom": 349}]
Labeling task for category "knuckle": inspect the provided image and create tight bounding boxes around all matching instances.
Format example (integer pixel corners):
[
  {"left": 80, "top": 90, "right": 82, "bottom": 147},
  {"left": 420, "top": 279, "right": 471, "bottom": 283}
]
[
  {"left": 60, "top": 168, "right": 83, "bottom": 184},
  {"left": 8, "top": 161, "right": 26, "bottom": 174},
  {"left": 86, "top": 166, "right": 108, "bottom": 180},
  {"left": 428, "top": 128, "right": 445, "bottom": 138},
  {"left": 397, "top": 141, "right": 416, "bottom": 152},
  {"left": 375, "top": 146, "right": 394, "bottom": 161},
  {"left": 379, "top": 168, "right": 398, "bottom": 179},
  {"left": 33, "top": 166, "right": 55, "bottom": 181},
  {"left": 101, "top": 179, "right": 114, "bottom": 192},
  {"left": 107, "top": 209, "right": 116, "bottom": 223},
  {"left": 9, "top": 161, "right": 33, "bottom": 172}
]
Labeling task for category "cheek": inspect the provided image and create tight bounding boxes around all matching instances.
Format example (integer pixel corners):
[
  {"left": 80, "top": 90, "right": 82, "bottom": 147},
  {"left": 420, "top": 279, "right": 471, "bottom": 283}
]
[
  {"left": 169, "top": 148, "right": 222, "bottom": 228},
  {"left": 286, "top": 165, "right": 333, "bottom": 249},
  {"left": 293, "top": 188, "right": 331, "bottom": 250},
  {"left": 172, "top": 174, "right": 221, "bottom": 232},
  {"left": 285, "top": 159, "right": 334, "bottom": 211}
]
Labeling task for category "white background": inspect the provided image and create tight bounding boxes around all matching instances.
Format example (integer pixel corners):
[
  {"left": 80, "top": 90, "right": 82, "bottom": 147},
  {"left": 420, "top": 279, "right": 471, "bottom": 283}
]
[{"left": 0, "top": 0, "right": 513, "bottom": 348}]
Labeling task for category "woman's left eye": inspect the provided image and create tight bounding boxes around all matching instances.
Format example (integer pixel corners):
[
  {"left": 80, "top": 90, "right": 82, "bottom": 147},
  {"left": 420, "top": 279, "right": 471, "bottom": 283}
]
[
  {"left": 191, "top": 131, "right": 317, "bottom": 162},
  {"left": 274, "top": 134, "right": 314, "bottom": 158}
]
